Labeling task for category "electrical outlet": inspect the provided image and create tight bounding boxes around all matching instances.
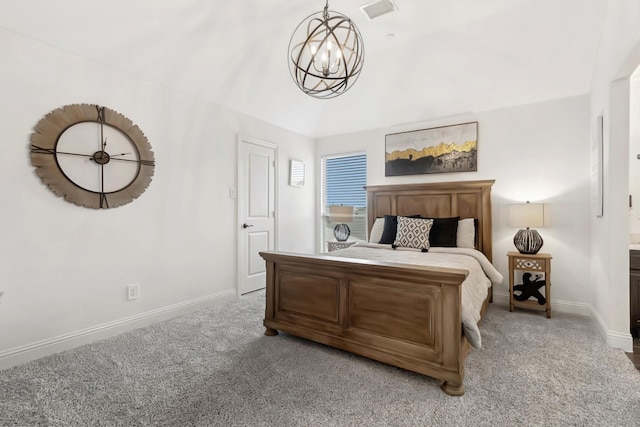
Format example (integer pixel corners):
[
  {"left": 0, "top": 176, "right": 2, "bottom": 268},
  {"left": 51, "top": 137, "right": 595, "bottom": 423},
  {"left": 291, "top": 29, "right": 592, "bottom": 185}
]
[{"left": 127, "top": 284, "right": 139, "bottom": 301}]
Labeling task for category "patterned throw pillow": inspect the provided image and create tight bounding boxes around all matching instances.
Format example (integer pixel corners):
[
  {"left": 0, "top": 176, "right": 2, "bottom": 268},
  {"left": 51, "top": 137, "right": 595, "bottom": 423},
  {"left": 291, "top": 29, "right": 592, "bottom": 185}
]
[{"left": 393, "top": 216, "right": 434, "bottom": 252}]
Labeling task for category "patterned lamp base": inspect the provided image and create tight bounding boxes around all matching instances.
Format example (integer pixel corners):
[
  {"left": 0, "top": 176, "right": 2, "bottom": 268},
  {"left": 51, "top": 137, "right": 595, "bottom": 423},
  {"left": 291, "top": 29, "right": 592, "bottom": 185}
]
[
  {"left": 333, "top": 223, "right": 351, "bottom": 242},
  {"left": 514, "top": 228, "right": 543, "bottom": 254}
]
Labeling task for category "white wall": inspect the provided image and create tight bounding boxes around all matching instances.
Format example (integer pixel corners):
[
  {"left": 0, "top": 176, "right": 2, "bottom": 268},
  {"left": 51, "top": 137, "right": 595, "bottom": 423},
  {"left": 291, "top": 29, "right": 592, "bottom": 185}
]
[
  {"left": 0, "top": 28, "right": 316, "bottom": 367},
  {"left": 589, "top": 0, "right": 640, "bottom": 351},
  {"left": 317, "top": 95, "right": 592, "bottom": 312}
]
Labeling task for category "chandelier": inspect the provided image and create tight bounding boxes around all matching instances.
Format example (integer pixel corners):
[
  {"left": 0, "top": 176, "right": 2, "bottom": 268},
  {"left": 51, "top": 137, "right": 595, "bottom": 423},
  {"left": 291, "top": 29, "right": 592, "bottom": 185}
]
[{"left": 288, "top": 1, "right": 365, "bottom": 99}]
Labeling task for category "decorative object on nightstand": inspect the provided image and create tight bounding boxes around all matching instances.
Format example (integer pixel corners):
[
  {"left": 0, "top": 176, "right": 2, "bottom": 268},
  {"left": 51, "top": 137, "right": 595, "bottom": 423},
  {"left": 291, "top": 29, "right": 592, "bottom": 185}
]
[
  {"left": 509, "top": 201, "right": 545, "bottom": 254},
  {"left": 329, "top": 205, "right": 354, "bottom": 241},
  {"left": 508, "top": 251, "right": 552, "bottom": 318},
  {"left": 327, "top": 240, "right": 356, "bottom": 252}
]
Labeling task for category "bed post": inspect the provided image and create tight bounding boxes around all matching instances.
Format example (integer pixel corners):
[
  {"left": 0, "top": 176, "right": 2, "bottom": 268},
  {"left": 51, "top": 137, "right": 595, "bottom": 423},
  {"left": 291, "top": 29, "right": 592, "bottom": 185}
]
[{"left": 263, "top": 258, "right": 278, "bottom": 336}]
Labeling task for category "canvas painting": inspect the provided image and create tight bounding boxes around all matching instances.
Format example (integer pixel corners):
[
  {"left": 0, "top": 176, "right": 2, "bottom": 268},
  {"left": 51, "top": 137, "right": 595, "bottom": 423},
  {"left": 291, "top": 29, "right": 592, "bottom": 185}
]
[{"left": 385, "top": 122, "right": 478, "bottom": 176}]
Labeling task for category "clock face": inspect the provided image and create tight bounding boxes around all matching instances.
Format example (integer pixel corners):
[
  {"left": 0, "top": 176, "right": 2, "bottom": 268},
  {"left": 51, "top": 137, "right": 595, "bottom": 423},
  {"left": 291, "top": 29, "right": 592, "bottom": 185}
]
[{"left": 30, "top": 104, "right": 155, "bottom": 209}]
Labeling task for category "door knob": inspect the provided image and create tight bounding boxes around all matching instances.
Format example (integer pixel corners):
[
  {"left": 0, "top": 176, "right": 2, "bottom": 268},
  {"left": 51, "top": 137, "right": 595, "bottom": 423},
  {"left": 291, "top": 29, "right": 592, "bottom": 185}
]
[{"left": 242, "top": 223, "right": 254, "bottom": 229}]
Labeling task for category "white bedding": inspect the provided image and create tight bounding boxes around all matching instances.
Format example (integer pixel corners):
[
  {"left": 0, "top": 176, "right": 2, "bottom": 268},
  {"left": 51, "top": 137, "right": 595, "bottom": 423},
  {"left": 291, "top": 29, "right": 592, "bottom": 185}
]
[{"left": 325, "top": 243, "right": 503, "bottom": 349}]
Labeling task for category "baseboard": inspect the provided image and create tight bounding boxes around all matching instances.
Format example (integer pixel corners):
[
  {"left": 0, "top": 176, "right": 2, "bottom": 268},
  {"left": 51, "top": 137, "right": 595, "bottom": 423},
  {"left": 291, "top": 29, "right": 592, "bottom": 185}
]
[
  {"left": 0, "top": 289, "right": 237, "bottom": 371},
  {"left": 492, "top": 292, "right": 592, "bottom": 316},
  {"left": 494, "top": 291, "right": 633, "bottom": 352},
  {"left": 591, "top": 307, "right": 634, "bottom": 352},
  {"left": 492, "top": 292, "right": 510, "bottom": 305}
]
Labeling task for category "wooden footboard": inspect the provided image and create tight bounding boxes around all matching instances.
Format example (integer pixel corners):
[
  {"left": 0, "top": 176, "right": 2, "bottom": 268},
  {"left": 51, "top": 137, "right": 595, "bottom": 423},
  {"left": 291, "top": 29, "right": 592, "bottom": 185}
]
[{"left": 260, "top": 251, "right": 475, "bottom": 396}]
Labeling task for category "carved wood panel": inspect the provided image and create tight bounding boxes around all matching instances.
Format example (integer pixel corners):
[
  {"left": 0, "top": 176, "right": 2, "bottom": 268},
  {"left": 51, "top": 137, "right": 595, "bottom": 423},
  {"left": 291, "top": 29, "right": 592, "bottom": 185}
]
[
  {"left": 366, "top": 180, "right": 494, "bottom": 261},
  {"left": 349, "top": 280, "right": 436, "bottom": 346},
  {"left": 278, "top": 270, "right": 340, "bottom": 324}
]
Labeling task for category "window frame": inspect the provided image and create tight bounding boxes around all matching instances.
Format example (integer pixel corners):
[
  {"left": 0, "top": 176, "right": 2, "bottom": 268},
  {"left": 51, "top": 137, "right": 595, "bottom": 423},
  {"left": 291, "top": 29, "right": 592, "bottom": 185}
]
[{"left": 319, "top": 151, "right": 367, "bottom": 252}]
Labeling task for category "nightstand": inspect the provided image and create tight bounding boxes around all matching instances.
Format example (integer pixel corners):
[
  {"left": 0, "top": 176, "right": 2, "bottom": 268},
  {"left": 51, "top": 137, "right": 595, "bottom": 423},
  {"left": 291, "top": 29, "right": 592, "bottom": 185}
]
[
  {"left": 327, "top": 241, "right": 356, "bottom": 252},
  {"left": 508, "top": 251, "right": 552, "bottom": 318}
]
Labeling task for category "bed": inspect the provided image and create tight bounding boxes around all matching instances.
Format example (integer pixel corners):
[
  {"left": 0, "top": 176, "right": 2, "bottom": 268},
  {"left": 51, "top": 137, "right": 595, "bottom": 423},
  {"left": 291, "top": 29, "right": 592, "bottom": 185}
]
[{"left": 259, "top": 180, "right": 501, "bottom": 395}]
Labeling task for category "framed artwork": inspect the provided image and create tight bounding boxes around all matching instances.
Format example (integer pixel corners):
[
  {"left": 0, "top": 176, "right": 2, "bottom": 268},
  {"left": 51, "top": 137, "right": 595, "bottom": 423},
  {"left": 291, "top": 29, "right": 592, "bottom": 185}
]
[
  {"left": 385, "top": 122, "right": 478, "bottom": 176},
  {"left": 289, "top": 159, "right": 305, "bottom": 187}
]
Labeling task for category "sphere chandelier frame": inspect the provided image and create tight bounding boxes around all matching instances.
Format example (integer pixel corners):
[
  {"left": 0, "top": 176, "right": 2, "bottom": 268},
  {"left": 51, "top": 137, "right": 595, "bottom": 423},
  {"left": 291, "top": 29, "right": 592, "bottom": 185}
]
[{"left": 288, "top": 0, "right": 365, "bottom": 99}]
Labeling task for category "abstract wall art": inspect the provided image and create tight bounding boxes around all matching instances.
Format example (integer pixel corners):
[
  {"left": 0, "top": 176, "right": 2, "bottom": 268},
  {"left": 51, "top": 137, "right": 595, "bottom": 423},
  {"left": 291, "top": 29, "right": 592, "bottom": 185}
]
[{"left": 385, "top": 122, "right": 478, "bottom": 176}]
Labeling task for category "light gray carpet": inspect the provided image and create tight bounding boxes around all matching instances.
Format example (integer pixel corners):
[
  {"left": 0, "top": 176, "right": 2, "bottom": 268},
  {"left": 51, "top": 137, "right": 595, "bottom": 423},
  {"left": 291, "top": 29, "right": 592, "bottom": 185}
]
[{"left": 1, "top": 290, "right": 639, "bottom": 426}]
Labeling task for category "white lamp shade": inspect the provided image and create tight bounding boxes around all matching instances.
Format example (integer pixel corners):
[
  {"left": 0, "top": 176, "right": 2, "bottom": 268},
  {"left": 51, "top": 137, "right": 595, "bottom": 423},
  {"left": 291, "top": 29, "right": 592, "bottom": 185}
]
[
  {"left": 329, "top": 205, "right": 354, "bottom": 223},
  {"left": 509, "top": 203, "right": 545, "bottom": 228}
]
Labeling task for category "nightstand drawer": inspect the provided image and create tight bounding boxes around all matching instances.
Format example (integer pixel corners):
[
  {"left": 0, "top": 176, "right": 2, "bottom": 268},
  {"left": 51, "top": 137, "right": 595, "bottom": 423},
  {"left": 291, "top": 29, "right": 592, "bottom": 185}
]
[{"left": 512, "top": 256, "right": 547, "bottom": 271}]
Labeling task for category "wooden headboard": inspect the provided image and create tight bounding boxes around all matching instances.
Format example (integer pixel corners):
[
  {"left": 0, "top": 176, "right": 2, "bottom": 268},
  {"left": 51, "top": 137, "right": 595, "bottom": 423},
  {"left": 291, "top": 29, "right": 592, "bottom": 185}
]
[{"left": 365, "top": 180, "right": 495, "bottom": 262}]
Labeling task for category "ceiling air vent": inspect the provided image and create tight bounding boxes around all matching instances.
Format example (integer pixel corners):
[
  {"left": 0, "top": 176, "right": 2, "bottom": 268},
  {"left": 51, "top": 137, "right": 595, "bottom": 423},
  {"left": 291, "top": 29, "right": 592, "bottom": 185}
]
[{"left": 360, "top": 0, "right": 397, "bottom": 20}]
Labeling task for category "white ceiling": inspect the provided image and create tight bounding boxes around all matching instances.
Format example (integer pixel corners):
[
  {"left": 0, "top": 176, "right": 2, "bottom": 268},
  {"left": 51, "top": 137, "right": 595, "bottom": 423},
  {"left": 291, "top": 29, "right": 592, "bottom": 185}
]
[{"left": 0, "top": 0, "right": 607, "bottom": 138}]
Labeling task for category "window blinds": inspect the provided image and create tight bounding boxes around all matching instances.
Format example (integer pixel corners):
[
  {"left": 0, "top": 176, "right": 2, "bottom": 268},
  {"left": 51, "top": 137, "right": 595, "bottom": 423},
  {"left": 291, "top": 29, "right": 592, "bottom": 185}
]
[{"left": 324, "top": 153, "right": 367, "bottom": 209}]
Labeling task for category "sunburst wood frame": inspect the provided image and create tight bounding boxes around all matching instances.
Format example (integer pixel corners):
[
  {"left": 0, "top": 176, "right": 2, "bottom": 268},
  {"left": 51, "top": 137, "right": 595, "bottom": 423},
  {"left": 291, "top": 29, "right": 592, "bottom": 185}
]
[{"left": 30, "top": 104, "right": 155, "bottom": 209}]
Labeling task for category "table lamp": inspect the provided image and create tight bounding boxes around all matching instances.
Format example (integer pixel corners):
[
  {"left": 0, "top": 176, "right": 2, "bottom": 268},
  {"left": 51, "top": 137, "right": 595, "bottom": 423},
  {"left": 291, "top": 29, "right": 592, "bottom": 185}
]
[
  {"left": 509, "top": 201, "right": 545, "bottom": 254},
  {"left": 329, "top": 205, "right": 354, "bottom": 242}
]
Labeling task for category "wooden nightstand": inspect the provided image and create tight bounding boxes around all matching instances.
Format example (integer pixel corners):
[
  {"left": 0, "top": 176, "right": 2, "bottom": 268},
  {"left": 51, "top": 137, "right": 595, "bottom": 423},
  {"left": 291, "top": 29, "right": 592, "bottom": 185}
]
[
  {"left": 508, "top": 251, "right": 552, "bottom": 318},
  {"left": 327, "top": 241, "right": 356, "bottom": 252}
]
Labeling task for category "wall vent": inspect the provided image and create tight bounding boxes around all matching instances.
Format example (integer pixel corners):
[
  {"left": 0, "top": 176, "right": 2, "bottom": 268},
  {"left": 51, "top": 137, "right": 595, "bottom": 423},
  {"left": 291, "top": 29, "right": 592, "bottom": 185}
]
[{"left": 360, "top": 0, "right": 397, "bottom": 20}]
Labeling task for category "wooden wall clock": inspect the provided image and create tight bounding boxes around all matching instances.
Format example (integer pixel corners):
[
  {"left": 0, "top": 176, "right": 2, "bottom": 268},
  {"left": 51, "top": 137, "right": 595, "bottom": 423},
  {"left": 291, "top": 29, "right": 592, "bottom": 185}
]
[{"left": 30, "top": 104, "right": 155, "bottom": 209}]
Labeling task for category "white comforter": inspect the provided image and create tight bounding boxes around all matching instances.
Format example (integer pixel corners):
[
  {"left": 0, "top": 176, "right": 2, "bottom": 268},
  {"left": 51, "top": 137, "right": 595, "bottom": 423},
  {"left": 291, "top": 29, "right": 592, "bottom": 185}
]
[{"left": 325, "top": 243, "right": 503, "bottom": 349}]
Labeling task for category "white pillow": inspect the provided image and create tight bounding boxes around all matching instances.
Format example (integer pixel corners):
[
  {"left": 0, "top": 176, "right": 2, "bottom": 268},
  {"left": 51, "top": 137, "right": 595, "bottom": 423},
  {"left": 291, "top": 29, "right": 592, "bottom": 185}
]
[
  {"left": 393, "top": 217, "right": 434, "bottom": 251},
  {"left": 457, "top": 218, "right": 476, "bottom": 248},
  {"left": 369, "top": 217, "right": 385, "bottom": 243}
]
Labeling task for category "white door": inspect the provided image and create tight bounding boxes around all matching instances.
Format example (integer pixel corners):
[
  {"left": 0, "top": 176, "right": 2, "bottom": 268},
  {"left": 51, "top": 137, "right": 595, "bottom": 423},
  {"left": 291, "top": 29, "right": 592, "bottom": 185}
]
[{"left": 238, "top": 136, "right": 276, "bottom": 295}]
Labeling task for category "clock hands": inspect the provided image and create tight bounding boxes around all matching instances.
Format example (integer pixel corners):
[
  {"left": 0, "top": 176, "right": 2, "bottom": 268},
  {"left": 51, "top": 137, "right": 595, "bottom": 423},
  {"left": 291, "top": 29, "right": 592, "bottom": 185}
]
[
  {"left": 96, "top": 105, "right": 106, "bottom": 150},
  {"left": 31, "top": 145, "right": 91, "bottom": 158},
  {"left": 32, "top": 144, "right": 152, "bottom": 166},
  {"left": 109, "top": 157, "right": 155, "bottom": 166},
  {"left": 96, "top": 106, "right": 108, "bottom": 198},
  {"left": 91, "top": 152, "right": 154, "bottom": 166}
]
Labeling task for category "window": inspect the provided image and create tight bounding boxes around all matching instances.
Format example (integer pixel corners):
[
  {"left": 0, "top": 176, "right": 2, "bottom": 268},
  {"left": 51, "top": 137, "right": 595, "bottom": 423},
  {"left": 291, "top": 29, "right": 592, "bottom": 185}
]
[{"left": 321, "top": 153, "right": 367, "bottom": 251}]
